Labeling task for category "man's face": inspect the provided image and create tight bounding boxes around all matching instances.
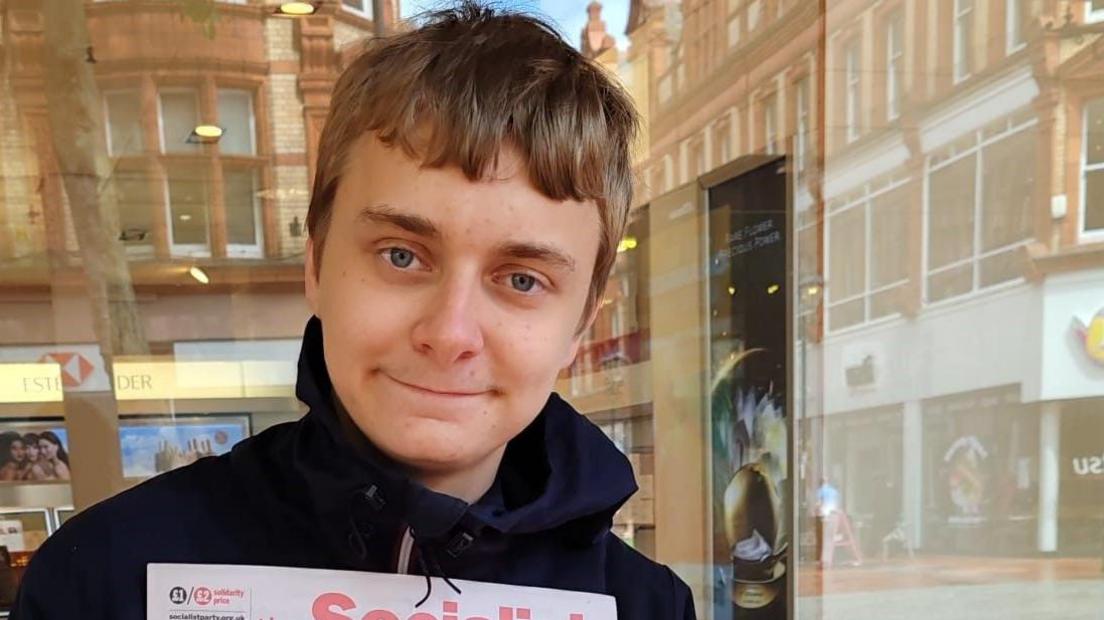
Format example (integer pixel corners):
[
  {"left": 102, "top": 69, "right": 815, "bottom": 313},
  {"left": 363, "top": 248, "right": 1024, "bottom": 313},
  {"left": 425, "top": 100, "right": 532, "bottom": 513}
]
[{"left": 306, "top": 133, "right": 601, "bottom": 477}]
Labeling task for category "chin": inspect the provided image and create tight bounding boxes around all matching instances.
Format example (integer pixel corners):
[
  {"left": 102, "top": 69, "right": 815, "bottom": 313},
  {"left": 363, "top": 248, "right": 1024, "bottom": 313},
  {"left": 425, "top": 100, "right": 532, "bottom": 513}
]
[{"left": 374, "top": 421, "right": 487, "bottom": 470}]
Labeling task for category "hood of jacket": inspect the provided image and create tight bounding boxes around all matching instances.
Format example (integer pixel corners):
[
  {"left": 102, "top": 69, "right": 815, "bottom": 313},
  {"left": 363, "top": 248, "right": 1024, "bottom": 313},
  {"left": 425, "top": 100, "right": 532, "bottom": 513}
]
[{"left": 232, "top": 316, "right": 638, "bottom": 570}]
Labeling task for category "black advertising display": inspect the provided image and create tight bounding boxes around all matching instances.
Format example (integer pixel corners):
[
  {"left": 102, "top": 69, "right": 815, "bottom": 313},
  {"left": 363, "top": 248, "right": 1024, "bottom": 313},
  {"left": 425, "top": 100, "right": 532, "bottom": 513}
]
[{"left": 707, "top": 157, "right": 791, "bottom": 620}]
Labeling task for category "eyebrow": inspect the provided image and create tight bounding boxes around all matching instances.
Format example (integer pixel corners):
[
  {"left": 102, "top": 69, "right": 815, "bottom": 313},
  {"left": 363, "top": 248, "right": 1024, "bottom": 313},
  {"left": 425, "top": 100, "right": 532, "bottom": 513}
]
[
  {"left": 355, "top": 204, "right": 440, "bottom": 239},
  {"left": 495, "top": 241, "right": 577, "bottom": 273}
]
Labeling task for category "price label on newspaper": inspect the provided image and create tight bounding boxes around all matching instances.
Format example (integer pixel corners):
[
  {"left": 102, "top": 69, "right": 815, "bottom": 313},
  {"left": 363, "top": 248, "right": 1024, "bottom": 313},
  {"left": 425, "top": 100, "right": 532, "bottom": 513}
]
[{"left": 147, "top": 563, "right": 617, "bottom": 620}]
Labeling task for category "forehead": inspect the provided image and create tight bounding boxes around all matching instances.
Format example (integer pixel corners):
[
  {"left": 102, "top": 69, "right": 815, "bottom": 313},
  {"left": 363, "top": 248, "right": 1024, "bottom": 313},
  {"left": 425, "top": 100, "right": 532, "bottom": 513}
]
[{"left": 335, "top": 133, "right": 602, "bottom": 244}]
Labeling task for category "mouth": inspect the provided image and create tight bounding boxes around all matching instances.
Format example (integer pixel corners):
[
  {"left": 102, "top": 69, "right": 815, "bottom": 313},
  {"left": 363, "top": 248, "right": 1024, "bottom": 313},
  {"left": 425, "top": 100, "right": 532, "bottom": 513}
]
[{"left": 382, "top": 373, "right": 492, "bottom": 398}]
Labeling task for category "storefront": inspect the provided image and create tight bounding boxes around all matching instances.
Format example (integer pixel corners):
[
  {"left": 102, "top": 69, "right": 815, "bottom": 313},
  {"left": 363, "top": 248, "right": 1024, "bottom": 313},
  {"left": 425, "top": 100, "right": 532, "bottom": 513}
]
[
  {"left": 1057, "top": 399, "right": 1104, "bottom": 555},
  {"left": 920, "top": 386, "right": 1040, "bottom": 556},
  {"left": 822, "top": 406, "right": 903, "bottom": 558}
]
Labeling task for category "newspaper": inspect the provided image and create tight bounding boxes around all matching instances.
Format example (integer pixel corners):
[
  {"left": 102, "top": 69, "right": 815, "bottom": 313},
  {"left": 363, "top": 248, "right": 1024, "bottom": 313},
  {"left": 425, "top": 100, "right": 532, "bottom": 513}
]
[{"left": 147, "top": 563, "right": 617, "bottom": 620}]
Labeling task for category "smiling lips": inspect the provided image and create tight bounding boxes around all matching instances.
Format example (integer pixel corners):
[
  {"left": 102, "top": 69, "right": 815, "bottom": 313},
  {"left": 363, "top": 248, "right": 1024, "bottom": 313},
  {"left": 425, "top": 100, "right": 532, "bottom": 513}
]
[{"left": 383, "top": 373, "right": 492, "bottom": 398}]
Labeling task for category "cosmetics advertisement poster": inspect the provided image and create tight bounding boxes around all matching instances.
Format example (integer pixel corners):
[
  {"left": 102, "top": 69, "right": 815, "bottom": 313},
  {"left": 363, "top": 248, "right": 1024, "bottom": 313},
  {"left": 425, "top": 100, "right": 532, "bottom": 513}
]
[{"left": 706, "top": 158, "right": 790, "bottom": 620}]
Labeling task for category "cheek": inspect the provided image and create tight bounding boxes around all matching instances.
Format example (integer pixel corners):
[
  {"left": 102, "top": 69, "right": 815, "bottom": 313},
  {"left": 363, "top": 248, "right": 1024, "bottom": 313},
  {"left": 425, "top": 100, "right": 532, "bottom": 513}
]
[
  {"left": 494, "top": 318, "right": 574, "bottom": 389},
  {"left": 318, "top": 272, "right": 412, "bottom": 357}
]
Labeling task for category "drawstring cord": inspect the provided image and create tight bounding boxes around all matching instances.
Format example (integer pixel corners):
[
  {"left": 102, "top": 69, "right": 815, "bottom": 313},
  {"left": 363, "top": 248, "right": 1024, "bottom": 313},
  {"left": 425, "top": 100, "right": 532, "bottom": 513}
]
[{"left": 413, "top": 539, "right": 463, "bottom": 608}]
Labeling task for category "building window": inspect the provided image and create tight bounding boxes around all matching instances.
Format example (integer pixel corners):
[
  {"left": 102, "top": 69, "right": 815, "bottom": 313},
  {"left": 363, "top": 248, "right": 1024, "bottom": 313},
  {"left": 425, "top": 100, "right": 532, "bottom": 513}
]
[
  {"left": 650, "top": 166, "right": 665, "bottom": 200},
  {"left": 827, "top": 179, "right": 910, "bottom": 331},
  {"left": 104, "top": 90, "right": 144, "bottom": 156},
  {"left": 113, "top": 168, "right": 156, "bottom": 258},
  {"left": 224, "top": 169, "right": 264, "bottom": 256},
  {"left": 341, "top": 0, "right": 373, "bottom": 18},
  {"left": 953, "top": 0, "right": 974, "bottom": 83},
  {"left": 714, "top": 121, "right": 732, "bottom": 165},
  {"left": 158, "top": 89, "right": 201, "bottom": 153},
  {"left": 748, "top": 0, "right": 762, "bottom": 30},
  {"left": 1006, "top": 0, "right": 1027, "bottom": 53},
  {"left": 845, "top": 40, "right": 861, "bottom": 143},
  {"left": 1088, "top": 0, "right": 1104, "bottom": 24},
  {"left": 925, "top": 112, "right": 1037, "bottom": 304},
  {"left": 886, "top": 10, "right": 904, "bottom": 121},
  {"left": 764, "top": 94, "right": 778, "bottom": 155},
  {"left": 1082, "top": 98, "right": 1104, "bottom": 236},
  {"left": 728, "top": 15, "right": 741, "bottom": 48},
  {"left": 693, "top": 143, "right": 705, "bottom": 177},
  {"left": 796, "top": 77, "right": 810, "bottom": 174},
  {"left": 216, "top": 89, "right": 256, "bottom": 156},
  {"left": 166, "top": 164, "right": 211, "bottom": 255}
]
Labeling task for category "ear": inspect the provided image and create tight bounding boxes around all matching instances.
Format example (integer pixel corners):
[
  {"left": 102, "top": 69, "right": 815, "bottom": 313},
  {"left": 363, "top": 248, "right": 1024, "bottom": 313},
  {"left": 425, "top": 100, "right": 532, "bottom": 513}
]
[
  {"left": 562, "top": 301, "right": 601, "bottom": 369},
  {"left": 304, "top": 236, "right": 320, "bottom": 317}
]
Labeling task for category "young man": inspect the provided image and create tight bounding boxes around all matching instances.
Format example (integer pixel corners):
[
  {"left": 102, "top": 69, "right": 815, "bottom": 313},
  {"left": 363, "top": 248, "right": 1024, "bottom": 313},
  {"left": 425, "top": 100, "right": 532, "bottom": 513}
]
[{"left": 12, "top": 3, "right": 695, "bottom": 618}]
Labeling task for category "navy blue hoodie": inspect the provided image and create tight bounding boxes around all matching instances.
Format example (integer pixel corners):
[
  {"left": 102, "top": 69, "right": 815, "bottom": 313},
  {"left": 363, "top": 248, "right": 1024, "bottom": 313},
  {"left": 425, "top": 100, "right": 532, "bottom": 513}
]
[{"left": 11, "top": 317, "right": 695, "bottom": 618}]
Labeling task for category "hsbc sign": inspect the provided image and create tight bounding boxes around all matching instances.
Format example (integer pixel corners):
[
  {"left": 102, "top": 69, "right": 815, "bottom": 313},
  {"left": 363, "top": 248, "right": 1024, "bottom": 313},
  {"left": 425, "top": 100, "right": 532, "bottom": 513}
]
[
  {"left": 0, "top": 345, "right": 110, "bottom": 392},
  {"left": 37, "top": 351, "right": 97, "bottom": 388}
]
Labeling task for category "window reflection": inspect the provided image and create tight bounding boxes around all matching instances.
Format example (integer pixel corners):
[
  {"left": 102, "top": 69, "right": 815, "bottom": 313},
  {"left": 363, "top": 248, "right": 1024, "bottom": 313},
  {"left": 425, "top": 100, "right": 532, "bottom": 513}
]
[{"left": 0, "top": 0, "right": 1102, "bottom": 618}]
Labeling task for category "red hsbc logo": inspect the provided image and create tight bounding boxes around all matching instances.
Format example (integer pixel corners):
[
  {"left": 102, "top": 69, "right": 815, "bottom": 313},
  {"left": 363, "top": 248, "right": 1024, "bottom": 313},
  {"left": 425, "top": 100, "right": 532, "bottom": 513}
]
[{"left": 37, "top": 352, "right": 96, "bottom": 388}]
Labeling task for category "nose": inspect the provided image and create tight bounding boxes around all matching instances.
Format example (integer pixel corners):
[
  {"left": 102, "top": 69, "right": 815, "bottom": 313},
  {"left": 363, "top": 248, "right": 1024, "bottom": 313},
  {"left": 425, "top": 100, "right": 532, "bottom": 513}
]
[{"left": 410, "top": 274, "right": 485, "bottom": 365}]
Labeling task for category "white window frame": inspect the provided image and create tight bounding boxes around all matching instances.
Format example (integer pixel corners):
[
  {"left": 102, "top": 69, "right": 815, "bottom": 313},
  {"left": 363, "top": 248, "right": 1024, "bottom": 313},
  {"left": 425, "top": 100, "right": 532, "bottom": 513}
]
[
  {"left": 224, "top": 169, "right": 265, "bottom": 259},
  {"left": 1087, "top": 1, "right": 1104, "bottom": 24},
  {"left": 156, "top": 87, "right": 201, "bottom": 154},
  {"left": 953, "top": 0, "right": 974, "bottom": 84},
  {"left": 1006, "top": 0, "right": 1026, "bottom": 54},
  {"left": 886, "top": 12, "right": 904, "bottom": 121},
  {"left": 921, "top": 113, "right": 1038, "bottom": 307},
  {"left": 103, "top": 89, "right": 143, "bottom": 157},
  {"left": 1080, "top": 98, "right": 1104, "bottom": 241},
  {"left": 796, "top": 77, "right": 810, "bottom": 173},
  {"left": 845, "top": 40, "right": 861, "bottom": 143},
  {"left": 825, "top": 177, "right": 912, "bottom": 333},
  {"left": 340, "top": 0, "right": 373, "bottom": 19}
]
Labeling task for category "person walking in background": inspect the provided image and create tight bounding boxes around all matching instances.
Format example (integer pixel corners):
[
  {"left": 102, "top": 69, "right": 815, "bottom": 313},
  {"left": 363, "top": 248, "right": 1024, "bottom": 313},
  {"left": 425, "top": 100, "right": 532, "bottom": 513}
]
[
  {"left": 815, "top": 477, "right": 841, "bottom": 566},
  {"left": 816, "top": 477, "right": 841, "bottom": 517}
]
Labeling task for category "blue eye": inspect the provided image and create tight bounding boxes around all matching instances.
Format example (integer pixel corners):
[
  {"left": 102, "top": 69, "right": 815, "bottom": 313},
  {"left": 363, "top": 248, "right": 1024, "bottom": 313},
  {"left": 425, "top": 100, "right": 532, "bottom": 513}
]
[
  {"left": 387, "top": 248, "right": 415, "bottom": 268},
  {"left": 510, "top": 273, "right": 538, "bottom": 292}
]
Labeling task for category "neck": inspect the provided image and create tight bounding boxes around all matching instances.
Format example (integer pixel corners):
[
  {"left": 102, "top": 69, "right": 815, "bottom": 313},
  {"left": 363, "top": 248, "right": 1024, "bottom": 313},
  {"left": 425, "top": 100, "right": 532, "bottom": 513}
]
[{"left": 413, "top": 445, "right": 505, "bottom": 504}]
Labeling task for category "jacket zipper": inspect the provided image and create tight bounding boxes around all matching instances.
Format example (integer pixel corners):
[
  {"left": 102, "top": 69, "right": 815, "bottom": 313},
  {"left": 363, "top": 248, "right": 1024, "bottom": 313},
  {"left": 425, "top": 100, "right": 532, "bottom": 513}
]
[{"left": 396, "top": 526, "right": 415, "bottom": 574}]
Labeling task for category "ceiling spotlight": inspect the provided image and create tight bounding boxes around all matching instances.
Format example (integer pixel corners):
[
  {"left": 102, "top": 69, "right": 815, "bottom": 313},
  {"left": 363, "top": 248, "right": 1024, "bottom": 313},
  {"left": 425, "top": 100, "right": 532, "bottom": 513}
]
[
  {"left": 188, "top": 266, "right": 210, "bottom": 285},
  {"left": 275, "top": 2, "right": 317, "bottom": 16},
  {"left": 187, "top": 124, "right": 224, "bottom": 144}
]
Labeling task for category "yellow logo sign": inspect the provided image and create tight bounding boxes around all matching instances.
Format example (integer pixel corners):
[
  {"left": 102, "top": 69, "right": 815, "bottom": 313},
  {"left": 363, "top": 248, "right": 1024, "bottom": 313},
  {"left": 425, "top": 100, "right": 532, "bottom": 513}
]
[{"left": 1072, "top": 309, "right": 1104, "bottom": 366}]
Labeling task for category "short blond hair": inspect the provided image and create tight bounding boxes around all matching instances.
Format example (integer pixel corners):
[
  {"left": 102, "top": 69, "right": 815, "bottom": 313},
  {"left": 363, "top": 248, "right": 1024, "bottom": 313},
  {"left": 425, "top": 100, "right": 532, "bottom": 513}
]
[{"left": 306, "top": 1, "right": 639, "bottom": 329}]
